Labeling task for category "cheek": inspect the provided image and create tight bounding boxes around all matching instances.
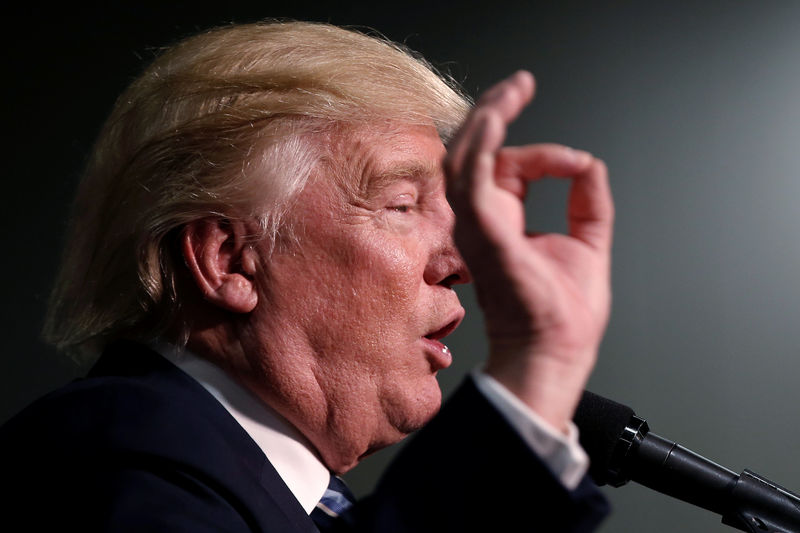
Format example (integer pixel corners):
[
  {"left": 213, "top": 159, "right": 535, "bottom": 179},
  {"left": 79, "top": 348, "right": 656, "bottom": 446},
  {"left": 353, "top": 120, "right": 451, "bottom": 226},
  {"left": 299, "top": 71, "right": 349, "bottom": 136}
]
[
  {"left": 309, "top": 237, "right": 430, "bottom": 388},
  {"left": 327, "top": 231, "right": 423, "bottom": 314},
  {"left": 354, "top": 245, "right": 424, "bottom": 345}
]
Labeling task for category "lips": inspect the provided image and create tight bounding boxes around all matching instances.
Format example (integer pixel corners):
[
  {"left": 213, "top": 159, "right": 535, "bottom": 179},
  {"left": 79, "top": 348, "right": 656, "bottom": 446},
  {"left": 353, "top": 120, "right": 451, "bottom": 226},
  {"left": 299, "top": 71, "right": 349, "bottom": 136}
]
[
  {"left": 424, "top": 319, "right": 459, "bottom": 341},
  {"left": 422, "top": 307, "right": 465, "bottom": 371}
]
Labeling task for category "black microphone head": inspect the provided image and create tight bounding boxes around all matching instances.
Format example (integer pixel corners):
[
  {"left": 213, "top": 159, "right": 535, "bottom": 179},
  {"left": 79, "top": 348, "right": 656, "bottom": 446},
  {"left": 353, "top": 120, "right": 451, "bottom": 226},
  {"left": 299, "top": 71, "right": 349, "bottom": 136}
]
[{"left": 574, "top": 390, "right": 636, "bottom": 486}]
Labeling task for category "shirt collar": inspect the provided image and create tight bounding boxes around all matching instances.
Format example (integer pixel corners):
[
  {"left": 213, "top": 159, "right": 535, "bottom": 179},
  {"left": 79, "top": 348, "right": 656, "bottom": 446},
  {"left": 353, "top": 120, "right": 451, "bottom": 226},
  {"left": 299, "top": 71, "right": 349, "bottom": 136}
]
[{"left": 152, "top": 341, "right": 330, "bottom": 514}]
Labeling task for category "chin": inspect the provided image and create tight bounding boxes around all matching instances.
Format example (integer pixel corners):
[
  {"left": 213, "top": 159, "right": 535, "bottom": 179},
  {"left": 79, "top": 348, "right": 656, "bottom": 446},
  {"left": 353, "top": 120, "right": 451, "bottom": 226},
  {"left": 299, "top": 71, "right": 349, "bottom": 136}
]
[{"left": 391, "top": 379, "right": 443, "bottom": 435}]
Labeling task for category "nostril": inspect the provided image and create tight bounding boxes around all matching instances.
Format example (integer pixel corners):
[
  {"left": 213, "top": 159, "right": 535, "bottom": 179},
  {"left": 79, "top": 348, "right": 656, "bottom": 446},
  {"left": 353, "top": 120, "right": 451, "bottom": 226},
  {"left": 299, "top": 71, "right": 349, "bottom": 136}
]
[
  {"left": 440, "top": 273, "right": 460, "bottom": 288},
  {"left": 424, "top": 247, "right": 471, "bottom": 287}
]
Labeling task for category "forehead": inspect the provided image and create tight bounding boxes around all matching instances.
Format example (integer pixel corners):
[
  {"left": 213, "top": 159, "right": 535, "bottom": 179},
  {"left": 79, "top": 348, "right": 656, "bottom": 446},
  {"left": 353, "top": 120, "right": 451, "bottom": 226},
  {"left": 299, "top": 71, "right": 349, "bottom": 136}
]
[{"left": 326, "top": 123, "right": 447, "bottom": 197}]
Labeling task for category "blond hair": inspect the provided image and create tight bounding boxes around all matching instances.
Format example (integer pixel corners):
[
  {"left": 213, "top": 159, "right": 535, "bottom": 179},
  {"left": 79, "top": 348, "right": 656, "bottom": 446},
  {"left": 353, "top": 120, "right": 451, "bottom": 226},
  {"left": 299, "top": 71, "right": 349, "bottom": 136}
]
[{"left": 43, "top": 20, "right": 471, "bottom": 361}]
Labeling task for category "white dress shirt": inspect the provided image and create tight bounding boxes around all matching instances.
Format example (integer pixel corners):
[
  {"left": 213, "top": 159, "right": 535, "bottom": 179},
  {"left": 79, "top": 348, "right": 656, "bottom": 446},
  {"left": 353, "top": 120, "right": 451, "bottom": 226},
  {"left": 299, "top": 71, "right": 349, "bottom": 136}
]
[
  {"left": 156, "top": 343, "right": 330, "bottom": 513},
  {"left": 154, "top": 342, "right": 589, "bottom": 515},
  {"left": 471, "top": 370, "right": 589, "bottom": 490}
]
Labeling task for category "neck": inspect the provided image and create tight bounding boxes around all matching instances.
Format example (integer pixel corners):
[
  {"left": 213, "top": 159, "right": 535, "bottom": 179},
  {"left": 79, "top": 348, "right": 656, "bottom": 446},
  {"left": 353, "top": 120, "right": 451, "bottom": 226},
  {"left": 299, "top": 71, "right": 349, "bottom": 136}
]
[{"left": 184, "top": 309, "right": 395, "bottom": 474}]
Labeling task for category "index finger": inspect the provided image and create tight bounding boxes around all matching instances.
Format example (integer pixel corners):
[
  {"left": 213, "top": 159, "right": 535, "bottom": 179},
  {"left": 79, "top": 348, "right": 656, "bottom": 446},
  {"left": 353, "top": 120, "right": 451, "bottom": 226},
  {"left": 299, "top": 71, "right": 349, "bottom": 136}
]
[
  {"left": 444, "top": 71, "right": 536, "bottom": 184},
  {"left": 495, "top": 144, "right": 614, "bottom": 251}
]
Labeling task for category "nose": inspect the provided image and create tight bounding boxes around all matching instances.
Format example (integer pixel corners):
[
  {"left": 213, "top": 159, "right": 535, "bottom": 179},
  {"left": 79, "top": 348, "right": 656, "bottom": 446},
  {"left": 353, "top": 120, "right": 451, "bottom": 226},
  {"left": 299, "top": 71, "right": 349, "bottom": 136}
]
[
  {"left": 434, "top": 255, "right": 471, "bottom": 288},
  {"left": 423, "top": 201, "right": 472, "bottom": 288}
]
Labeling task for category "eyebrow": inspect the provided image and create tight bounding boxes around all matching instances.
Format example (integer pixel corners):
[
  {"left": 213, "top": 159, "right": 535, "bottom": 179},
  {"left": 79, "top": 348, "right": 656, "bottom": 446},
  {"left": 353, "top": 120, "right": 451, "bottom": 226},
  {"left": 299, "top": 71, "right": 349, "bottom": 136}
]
[{"left": 360, "top": 160, "right": 442, "bottom": 198}]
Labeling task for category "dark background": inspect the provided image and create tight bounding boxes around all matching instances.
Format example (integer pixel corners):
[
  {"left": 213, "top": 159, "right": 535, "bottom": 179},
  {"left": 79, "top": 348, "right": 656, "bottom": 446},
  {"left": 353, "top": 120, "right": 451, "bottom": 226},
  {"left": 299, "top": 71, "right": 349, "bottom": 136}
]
[{"left": 4, "top": 2, "right": 800, "bottom": 532}]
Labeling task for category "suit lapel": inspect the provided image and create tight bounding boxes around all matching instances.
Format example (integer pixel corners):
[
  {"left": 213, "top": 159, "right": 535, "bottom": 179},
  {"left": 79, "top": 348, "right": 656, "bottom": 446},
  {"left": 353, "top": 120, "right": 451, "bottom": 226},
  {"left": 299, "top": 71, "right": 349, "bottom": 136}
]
[{"left": 91, "top": 340, "right": 319, "bottom": 532}]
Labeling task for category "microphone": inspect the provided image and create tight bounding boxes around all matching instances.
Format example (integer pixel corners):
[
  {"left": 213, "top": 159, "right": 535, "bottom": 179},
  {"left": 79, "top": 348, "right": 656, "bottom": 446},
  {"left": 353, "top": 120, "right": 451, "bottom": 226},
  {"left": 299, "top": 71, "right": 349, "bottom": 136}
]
[{"left": 574, "top": 391, "right": 800, "bottom": 532}]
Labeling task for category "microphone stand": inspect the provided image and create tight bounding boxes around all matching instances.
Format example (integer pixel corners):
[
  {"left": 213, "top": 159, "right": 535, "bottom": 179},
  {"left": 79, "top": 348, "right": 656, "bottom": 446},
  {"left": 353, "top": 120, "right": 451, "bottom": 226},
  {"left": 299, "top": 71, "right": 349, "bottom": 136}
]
[
  {"left": 611, "top": 416, "right": 800, "bottom": 532},
  {"left": 722, "top": 470, "right": 800, "bottom": 533}
]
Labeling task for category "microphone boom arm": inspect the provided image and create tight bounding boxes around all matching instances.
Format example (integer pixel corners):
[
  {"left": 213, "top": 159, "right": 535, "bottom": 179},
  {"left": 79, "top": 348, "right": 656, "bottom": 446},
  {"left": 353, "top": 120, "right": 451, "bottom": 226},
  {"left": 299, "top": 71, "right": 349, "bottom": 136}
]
[{"left": 611, "top": 414, "right": 800, "bottom": 532}]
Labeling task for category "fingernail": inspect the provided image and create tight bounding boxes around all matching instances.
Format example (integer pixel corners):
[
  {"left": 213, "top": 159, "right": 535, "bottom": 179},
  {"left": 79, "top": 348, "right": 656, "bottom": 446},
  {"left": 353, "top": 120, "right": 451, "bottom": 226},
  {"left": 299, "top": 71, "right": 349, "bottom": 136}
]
[
  {"left": 513, "top": 70, "right": 534, "bottom": 83},
  {"left": 567, "top": 148, "right": 592, "bottom": 165}
]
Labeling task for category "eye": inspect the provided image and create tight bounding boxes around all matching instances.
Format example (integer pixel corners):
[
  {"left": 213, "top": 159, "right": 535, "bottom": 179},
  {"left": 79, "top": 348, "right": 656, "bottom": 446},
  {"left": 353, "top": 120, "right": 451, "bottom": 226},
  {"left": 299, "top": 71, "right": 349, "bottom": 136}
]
[{"left": 387, "top": 193, "right": 416, "bottom": 213}]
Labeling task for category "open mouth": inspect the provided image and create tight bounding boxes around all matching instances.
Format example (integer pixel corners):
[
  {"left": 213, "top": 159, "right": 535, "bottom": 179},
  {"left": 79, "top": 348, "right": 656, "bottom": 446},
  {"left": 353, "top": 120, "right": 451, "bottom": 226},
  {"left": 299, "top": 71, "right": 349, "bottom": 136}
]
[
  {"left": 421, "top": 309, "right": 464, "bottom": 371},
  {"left": 424, "top": 317, "right": 461, "bottom": 342}
]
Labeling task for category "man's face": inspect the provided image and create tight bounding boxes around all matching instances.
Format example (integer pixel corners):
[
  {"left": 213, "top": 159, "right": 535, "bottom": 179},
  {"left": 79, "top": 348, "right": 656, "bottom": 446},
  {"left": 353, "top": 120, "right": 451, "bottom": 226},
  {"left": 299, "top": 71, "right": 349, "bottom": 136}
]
[{"left": 245, "top": 123, "right": 468, "bottom": 472}]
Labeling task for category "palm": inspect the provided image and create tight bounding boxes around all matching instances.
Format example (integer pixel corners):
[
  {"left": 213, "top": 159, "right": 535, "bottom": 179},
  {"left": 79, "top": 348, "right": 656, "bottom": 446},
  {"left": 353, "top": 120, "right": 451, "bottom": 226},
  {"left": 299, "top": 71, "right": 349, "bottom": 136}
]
[
  {"left": 466, "top": 165, "right": 609, "bottom": 358},
  {"left": 445, "top": 71, "right": 614, "bottom": 429}
]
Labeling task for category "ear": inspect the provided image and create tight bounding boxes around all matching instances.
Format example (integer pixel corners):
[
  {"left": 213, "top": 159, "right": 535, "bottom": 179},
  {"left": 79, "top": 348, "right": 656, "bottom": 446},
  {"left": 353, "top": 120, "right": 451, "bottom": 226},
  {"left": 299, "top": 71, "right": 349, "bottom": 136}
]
[{"left": 181, "top": 218, "right": 259, "bottom": 313}]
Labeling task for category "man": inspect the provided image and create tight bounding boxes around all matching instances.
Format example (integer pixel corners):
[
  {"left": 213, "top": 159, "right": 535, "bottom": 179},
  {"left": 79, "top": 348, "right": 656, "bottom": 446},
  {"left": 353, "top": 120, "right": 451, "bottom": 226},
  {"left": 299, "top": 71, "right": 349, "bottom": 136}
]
[{"left": 1, "top": 21, "right": 613, "bottom": 531}]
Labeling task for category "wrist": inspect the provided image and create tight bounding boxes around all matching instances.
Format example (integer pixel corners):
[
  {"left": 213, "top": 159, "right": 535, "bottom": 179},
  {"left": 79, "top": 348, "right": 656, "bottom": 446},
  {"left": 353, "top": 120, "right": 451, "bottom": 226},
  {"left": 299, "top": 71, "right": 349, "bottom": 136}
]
[{"left": 484, "top": 347, "right": 596, "bottom": 433}]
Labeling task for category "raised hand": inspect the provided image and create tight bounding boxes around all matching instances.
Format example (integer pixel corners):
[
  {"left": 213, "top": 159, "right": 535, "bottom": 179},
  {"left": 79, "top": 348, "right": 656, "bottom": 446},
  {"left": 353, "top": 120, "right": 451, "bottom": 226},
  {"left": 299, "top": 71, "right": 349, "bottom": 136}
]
[{"left": 445, "top": 71, "right": 614, "bottom": 432}]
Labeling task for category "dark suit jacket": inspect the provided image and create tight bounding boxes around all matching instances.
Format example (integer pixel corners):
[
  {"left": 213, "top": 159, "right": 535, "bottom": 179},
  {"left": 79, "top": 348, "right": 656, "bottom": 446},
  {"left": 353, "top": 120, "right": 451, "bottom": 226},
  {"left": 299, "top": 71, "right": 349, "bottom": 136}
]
[{"left": 0, "top": 341, "right": 608, "bottom": 531}]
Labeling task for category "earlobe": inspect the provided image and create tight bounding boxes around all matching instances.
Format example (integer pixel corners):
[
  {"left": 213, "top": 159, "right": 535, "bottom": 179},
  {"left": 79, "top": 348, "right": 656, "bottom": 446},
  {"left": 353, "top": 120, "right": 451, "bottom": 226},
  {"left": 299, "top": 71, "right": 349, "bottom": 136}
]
[{"left": 181, "top": 218, "right": 259, "bottom": 313}]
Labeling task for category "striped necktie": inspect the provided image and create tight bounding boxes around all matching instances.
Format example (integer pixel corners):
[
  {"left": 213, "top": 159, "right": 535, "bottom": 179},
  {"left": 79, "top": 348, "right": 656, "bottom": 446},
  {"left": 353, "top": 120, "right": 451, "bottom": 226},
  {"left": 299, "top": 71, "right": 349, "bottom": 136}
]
[{"left": 310, "top": 474, "right": 356, "bottom": 531}]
